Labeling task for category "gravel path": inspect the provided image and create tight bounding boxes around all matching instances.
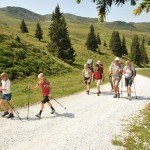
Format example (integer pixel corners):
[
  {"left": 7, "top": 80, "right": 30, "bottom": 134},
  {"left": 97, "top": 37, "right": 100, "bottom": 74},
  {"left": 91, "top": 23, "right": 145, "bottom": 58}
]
[{"left": 0, "top": 75, "right": 149, "bottom": 150}]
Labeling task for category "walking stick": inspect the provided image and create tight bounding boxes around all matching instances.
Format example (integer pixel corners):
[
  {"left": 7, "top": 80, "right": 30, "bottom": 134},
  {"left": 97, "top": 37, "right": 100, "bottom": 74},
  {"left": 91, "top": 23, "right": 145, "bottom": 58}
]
[
  {"left": 133, "top": 81, "right": 137, "bottom": 99},
  {"left": 7, "top": 101, "right": 22, "bottom": 121},
  {"left": 52, "top": 98, "right": 66, "bottom": 110},
  {"left": 25, "top": 86, "right": 30, "bottom": 120}
]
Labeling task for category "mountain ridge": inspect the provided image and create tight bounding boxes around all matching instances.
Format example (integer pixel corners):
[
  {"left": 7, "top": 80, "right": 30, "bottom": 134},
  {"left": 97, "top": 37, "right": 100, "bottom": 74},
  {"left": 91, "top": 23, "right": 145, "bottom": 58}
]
[{"left": 0, "top": 6, "right": 150, "bottom": 32}]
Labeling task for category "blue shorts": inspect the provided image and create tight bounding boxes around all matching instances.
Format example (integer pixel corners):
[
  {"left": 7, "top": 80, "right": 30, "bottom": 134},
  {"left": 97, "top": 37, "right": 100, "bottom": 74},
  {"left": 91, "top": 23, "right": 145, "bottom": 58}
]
[{"left": 1, "top": 93, "right": 12, "bottom": 101}]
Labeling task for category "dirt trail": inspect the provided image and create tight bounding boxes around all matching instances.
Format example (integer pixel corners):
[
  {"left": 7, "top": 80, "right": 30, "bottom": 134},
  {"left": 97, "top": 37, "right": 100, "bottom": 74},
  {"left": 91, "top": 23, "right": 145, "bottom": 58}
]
[{"left": 0, "top": 75, "right": 149, "bottom": 150}]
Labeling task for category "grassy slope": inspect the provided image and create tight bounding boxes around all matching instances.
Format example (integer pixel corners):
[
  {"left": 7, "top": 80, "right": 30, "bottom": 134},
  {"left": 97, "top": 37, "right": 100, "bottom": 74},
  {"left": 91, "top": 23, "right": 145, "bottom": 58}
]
[{"left": 0, "top": 10, "right": 150, "bottom": 107}]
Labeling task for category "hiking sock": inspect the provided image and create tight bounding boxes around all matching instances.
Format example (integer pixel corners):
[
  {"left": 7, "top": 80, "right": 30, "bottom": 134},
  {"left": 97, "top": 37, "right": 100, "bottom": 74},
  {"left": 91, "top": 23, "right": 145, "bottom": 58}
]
[
  {"left": 39, "top": 110, "right": 42, "bottom": 115},
  {"left": 51, "top": 107, "right": 54, "bottom": 111}
]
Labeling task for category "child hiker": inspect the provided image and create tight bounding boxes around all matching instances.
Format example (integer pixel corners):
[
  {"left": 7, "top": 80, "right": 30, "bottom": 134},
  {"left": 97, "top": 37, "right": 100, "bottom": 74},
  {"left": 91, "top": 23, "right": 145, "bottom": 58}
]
[
  {"left": 82, "top": 64, "right": 92, "bottom": 95},
  {"left": 109, "top": 57, "right": 123, "bottom": 98},
  {"left": 30, "top": 73, "right": 55, "bottom": 118},
  {"left": 0, "top": 72, "right": 14, "bottom": 118},
  {"left": 92, "top": 64, "right": 104, "bottom": 96},
  {"left": 123, "top": 60, "right": 136, "bottom": 100}
]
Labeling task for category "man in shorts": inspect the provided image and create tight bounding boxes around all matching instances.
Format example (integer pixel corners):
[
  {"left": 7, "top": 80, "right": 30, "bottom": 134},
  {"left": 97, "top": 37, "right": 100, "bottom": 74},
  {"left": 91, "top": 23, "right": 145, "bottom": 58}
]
[{"left": 109, "top": 57, "right": 122, "bottom": 98}]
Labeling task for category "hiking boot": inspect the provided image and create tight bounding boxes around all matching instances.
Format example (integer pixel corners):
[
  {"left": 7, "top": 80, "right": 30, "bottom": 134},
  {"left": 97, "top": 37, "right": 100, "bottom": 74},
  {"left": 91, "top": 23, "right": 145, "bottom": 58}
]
[
  {"left": 97, "top": 91, "right": 101, "bottom": 96},
  {"left": 51, "top": 109, "right": 55, "bottom": 114},
  {"left": 7, "top": 113, "right": 14, "bottom": 119},
  {"left": 35, "top": 113, "right": 41, "bottom": 118},
  {"left": 113, "top": 94, "right": 117, "bottom": 98},
  {"left": 1, "top": 111, "right": 9, "bottom": 117},
  {"left": 117, "top": 93, "right": 120, "bottom": 98},
  {"left": 128, "top": 94, "right": 132, "bottom": 100},
  {"left": 86, "top": 90, "right": 90, "bottom": 95}
]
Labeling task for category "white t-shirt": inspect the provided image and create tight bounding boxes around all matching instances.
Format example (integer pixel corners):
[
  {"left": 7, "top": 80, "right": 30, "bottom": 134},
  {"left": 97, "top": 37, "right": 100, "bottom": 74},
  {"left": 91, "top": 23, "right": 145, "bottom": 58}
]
[
  {"left": 123, "top": 66, "right": 135, "bottom": 78},
  {"left": 1, "top": 79, "right": 11, "bottom": 94},
  {"left": 109, "top": 64, "right": 121, "bottom": 78}
]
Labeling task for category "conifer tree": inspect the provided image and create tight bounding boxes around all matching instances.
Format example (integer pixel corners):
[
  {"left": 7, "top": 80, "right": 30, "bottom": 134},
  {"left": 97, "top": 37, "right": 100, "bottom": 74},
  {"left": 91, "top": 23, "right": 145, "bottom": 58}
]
[
  {"left": 85, "top": 24, "right": 98, "bottom": 52},
  {"left": 20, "top": 19, "right": 28, "bottom": 33},
  {"left": 109, "top": 31, "right": 122, "bottom": 57},
  {"left": 35, "top": 23, "right": 43, "bottom": 41},
  {"left": 97, "top": 33, "right": 101, "bottom": 45},
  {"left": 104, "top": 41, "right": 107, "bottom": 47},
  {"left": 140, "top": 37, "right": 149, "bottom": 64},
  {"left": 148, "top": 40, "right": 150, "bottom": 46},
  {"left": 121, "top": 36, "right": 128, "bottom": 55},
  {"left": 48, "top": 5, "right": 75, "bottom": 64},
  {"left": 130, "top": 35, "right": 141, "bottom": 65}
]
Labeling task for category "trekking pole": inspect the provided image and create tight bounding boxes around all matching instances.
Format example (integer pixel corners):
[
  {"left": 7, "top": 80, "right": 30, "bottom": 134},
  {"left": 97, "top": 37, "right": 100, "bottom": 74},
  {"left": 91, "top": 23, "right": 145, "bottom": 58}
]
[
  {"left": 26, "top": 87, "right": 30, "bottom": 120},
  {"left": 121, "top": 77, "right": 123, "bottom": 97},
  {"left": 7, "top": 101, "right": 22, "bottom": 121},
  {"left": 52, "top": 98, "right": 67, "bottom": 110},
  {"left": 133, "top": 81, "right": 137, "bottom": 99}
]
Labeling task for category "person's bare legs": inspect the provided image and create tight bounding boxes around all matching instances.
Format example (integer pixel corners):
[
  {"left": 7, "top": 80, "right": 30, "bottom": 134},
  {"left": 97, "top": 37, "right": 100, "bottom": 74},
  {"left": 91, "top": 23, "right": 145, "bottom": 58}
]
[
  {"left": 0, "top": 99, "right": 7, "bottom": 112},
  {"left": 47, "top": 101, "right": 55, "bottom": 114}
]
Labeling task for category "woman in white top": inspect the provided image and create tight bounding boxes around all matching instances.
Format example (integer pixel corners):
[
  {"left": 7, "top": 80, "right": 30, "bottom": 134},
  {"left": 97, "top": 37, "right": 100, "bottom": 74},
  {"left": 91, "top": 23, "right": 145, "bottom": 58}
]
[
  {"left": 0, "top": 72, "right": 14, "bottom": 118},
  {"left": 123, "top": 60, "right": 136, "bottom": 100},
  {"left": 82, "top": 64, "right": 92, "bottom": 95}
]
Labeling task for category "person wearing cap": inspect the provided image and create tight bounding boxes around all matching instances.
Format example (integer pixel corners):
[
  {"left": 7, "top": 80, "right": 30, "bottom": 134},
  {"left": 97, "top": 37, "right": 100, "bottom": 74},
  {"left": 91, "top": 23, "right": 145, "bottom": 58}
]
[
  {"left": 0, "top": 72, "right": 14, "bottom": 118},
  {"left": 29, "top": 73, "right": 55, "bottom": 118},
  {"left": 109, "top": 57, "right": 123, "bottom": 98},
  {"left": 122, "top": 60, "right": 136, "bottom": 100}
]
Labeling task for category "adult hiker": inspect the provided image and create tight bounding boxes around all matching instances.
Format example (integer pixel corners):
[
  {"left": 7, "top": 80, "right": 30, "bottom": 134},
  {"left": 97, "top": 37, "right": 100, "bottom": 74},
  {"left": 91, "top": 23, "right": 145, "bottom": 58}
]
[
  {"left": 0, "top": 72, "right": 14, "bottom": 118},
  {"left": 122, "top": 60, "right": 136, "bottom": 100},
  {"left": 109, "top": 57, "right": 123, "bottom": 98},
  {"left": 92, "top": 64, "right": 104, "bottom": 96},
  {"left": 97, "top": 60, "right": 104, "bottom": 81},
  {"left": 29, "top": 73, "right": 55, "bottom": 118},
  {"left": 87, "top": 59, "right": 94, "bottom": 72},
  {"left": 82, "top": 64, "right": 92, "bottom": 95}
]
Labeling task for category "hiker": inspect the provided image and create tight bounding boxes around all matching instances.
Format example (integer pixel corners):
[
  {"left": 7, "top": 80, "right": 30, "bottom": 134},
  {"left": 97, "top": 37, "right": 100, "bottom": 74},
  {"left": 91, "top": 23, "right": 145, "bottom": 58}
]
[
  {"left": 122, "top": 60, "right": 136, "bottom": 100},
  {"left": 30, "top": 73, "right": 55, "bottom": 118},
  {"left": 92, "top": 64, "right": 104, "bottom": 96},
  {"left": 87, "top": 59, "right": 94, "bottom": 72},
  {"left": 109, "top": 57, "right": 123, "bottom": 98},
  {"left": 0, "top": 72, "right": 14, "bottom": 118},
  {"left": 82, "top": 64, "right": 92, "bottom": 95},
  {"left": 97, "top": 60, "right": 104, "bottom": 81}
]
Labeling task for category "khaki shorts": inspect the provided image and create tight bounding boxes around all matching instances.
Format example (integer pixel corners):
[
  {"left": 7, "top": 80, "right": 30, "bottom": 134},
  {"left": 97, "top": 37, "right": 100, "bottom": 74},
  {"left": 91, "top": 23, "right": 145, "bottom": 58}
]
[{"left": 112, "top": 77, "right": 120, "bottom": 86}]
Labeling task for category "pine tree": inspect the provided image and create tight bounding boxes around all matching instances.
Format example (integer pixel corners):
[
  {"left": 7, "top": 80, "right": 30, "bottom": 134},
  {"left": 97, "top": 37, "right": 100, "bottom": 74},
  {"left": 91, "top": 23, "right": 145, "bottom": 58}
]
[
  {"left": 109, "top": 31, "right": 115, "bottom": 52},
  {"left": 35, "top": 23, "right": 43, "bottom": 41},
  {"left": 140, "top": 37, "right": 149, "bottom": 64},
  {"left": 97, "top": 33, "right": 101, "bottom": 45},
  {"left": 148, "top": 40, "right": 150, "bottom": 46},
  {"left": 121, "top": 36, "right": 128, "bottom": 55},
  {"left": 104, "top": 41, "right": 107, "bottom": 47},
  {"left": 85, "top": 24, "right": 98, "bottom": 52},
  {"left": 130, "top": 35, "right": 141, "bottom": 66},
  {"left": 47, "top": 5, "right": 75, "bottom": 64},
  {"left": 109, "top": 31, "right": 122, "bottom": 57},
  {"left": 20, "top": 19, "right": 28, "bottom": 33}
]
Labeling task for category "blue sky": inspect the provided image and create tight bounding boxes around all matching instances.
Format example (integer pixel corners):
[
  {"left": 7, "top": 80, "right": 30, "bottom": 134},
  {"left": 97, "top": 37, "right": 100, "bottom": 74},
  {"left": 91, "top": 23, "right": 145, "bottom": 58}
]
[{"left": 0, "top": 0, "right": 149, "bottom": 22}]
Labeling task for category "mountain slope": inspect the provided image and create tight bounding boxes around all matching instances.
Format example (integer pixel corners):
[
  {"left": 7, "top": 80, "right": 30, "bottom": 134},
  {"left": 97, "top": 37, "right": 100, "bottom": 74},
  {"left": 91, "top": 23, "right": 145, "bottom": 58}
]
[
  {"left": 0, "top": 6, "right": 150, "bottom": 32},
  {"left": 0, "top": 6, "right": 46, "bottom": 21}
]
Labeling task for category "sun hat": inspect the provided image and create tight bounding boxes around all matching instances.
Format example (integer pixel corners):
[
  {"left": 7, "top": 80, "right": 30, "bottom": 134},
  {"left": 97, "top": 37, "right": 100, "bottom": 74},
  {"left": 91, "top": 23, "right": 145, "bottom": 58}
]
[{"left": 114, "top": 57, "right": 119, "bottom": 61}]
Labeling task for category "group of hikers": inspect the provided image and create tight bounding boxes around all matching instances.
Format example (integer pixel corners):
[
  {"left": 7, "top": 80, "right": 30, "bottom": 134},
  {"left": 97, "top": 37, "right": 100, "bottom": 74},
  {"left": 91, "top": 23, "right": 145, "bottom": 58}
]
[
  {"left": 82, "top": 57, "right": 136, "bottom": 99},
  {"left": 0, "top": 57, "right": 136, "bottom": 119}
]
